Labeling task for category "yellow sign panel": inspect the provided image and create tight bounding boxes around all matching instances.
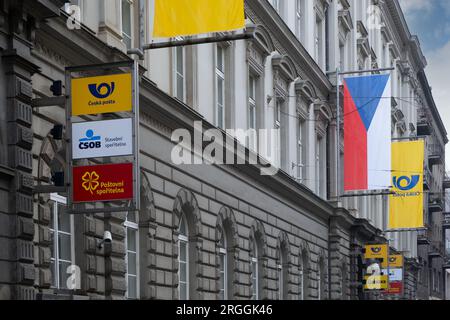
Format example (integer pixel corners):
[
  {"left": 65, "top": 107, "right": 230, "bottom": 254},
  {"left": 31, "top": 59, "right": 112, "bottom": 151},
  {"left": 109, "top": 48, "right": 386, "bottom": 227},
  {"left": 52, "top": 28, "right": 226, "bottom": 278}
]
[
  {"left": 389, "top": 140, "right": 424, "bottom": 229},
  {"left": 364, "top": 244, "right": 388, "bottom": 261},
  {"left": 364, "top": 275, "right": 389, "bottom": 290},
  {"left": 153, "top": 0, "right": 245, "bottom": 37},
  {"left": 388, "top": 255, "right": 404, "bottom": 268},
  {"left": 71, "top": 73, "right": 132, "bottom": 116}
]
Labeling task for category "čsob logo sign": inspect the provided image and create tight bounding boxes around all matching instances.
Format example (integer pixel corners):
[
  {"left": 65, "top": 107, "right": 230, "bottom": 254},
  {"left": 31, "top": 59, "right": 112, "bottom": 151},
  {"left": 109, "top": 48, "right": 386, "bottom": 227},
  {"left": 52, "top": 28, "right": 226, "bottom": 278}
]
[
  {"left": 79, "top": 129, "right": 101, "bottom": 150},
  {"left": 393, "top": 175, "right": 419, "bottom": 191},
  {"left": 88, "top": 82, "right": 115, "bottom": 99}
]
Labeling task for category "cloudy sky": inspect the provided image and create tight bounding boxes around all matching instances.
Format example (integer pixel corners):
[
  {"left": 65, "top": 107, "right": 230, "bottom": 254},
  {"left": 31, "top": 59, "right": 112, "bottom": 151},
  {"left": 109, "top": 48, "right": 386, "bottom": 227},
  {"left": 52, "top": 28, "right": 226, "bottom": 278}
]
[{"left": 398, "top": 0, "right": 450, "bottom": 170}]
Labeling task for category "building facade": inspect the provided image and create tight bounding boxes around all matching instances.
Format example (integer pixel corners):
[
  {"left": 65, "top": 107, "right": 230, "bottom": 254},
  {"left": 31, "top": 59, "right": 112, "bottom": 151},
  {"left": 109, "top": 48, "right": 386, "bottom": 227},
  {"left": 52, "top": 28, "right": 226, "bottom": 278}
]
[{"left": 0, "top": 0, "right": 447, "bottom": 300}]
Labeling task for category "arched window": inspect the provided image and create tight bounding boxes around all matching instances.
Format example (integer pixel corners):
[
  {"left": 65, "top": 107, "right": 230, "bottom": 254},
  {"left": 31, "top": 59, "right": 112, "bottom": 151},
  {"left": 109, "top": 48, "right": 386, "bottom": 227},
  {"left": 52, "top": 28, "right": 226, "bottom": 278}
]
[
  {"left": 250, "top": 238, "right": 259, "bottom": 300},
  {"left": 178, "top": 214, "right": 189, "bottom": 300},
  {"left": 218, "top": 227, "right": 228, "bottom": 300}
]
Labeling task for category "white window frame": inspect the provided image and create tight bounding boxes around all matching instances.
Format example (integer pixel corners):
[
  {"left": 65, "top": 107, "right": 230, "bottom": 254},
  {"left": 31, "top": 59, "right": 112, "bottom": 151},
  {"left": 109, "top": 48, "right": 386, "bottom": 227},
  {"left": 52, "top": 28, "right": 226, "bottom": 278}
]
[
  {"left": 251, "top": 257, "right": 259, "bottom": 300},
  {"left": 125, "top": 213, "right": 139, "bottom": 299},
  {"left": 121, "top": 0, "right": 133, "bottom": 49},
  {"left": 298, "top": 257, "right": 304, "bottom": 300},
  {"left": 297, "top": 119, "right": 305, "bottom": 182},
  {"left": 49, "top": 193, "right": 74, "bottom": 290},
  {"left": 295, "top": 0, "right": 302, "bottom": 39},
  {"left": 173, "top": 38, "right": 187, "bottom": 103},
  {"left": 215, "top": 45, "right": 226, "bottom": 129},
  {"left": 178, "top": 215, "right": 189, "bottom": 300},
  {"left": 248, "top": 75, "right": 257, "bottom": 130},
  {"left": 278, "top": 263, "right": 283, "bottom": 300},
  {"left": 318, "top": 269, "right": 322, "bottom": 300}
]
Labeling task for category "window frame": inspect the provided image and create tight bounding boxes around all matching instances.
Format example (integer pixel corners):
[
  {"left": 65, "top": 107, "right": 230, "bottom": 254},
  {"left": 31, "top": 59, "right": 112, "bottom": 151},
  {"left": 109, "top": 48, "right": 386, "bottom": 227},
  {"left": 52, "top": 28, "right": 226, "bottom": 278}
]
[
  {"left": 49, "top": 193, "right": 74, "bottom": 290},
  {"left": 278, "top": 263, "right": 283, "bottom": 300},
  {"left": 178, "top": 215, "right": 189, "bottom": 300},
  {"left": 125, "top": 212, "right": 139, "bottom": 299},
  {"left": 173, "top": 39, "right": 187, "bottom": 103},
  {"left": 218, "top": 229, "right": 228, "bottom": 300},
  {"left": 215, "top": 45, "right": 226, "bottom": 129},
  {"left": 121, "top": 0, "right": 133, "bottom": 49}
]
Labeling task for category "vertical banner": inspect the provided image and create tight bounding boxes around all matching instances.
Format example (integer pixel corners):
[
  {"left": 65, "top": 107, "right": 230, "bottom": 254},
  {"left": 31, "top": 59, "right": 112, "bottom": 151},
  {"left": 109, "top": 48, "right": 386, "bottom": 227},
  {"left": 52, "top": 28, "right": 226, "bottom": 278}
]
[
  {"left": 153, "top": 0, "right": 245, "bottom": 37},
  {"left": 343, "top": 74, "right": 391, "bottom": 191},
  {"left": 389, "top": 140, "right": 424, "bottom": 229}
]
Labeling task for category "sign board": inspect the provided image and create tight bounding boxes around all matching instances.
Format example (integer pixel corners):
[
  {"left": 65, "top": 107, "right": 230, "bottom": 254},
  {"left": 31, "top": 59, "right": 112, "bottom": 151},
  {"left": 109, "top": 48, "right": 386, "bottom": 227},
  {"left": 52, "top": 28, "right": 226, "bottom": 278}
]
[
  {"left": 363, "top": 275, "right": 389, "bottom": 290},
  {"left": 387, "top": 255, "right": 404, "bottom": 268},
  {"left": 384, "top": 281, "right": 403, "bottom": 295},
  {"left": 66, "top": 61, "right": 140, "bottom": 214},
  {"left": 72, "top": 163, "right": 133, "bottom": 203},
  {"left": 71, "top": 73, "right": 132, "bottom": 116},
  {"left": 72, "top": 118, "right": 133, "bottom": 159},
  {"left": 364, "top": 244, "right": 388, "bottom": 267},
  {"left": 382, "top": 268, "right": 403, "bottom": 282}
]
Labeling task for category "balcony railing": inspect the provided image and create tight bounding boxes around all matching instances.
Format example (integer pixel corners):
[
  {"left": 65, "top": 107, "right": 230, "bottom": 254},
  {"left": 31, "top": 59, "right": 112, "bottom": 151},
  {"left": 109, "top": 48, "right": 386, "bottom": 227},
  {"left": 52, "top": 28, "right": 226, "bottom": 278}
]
[
  {"left": 417, "top": 227, "right": 431, "bottom": 245},
  {"left": 429, "top": 195, "right": 443, "bottom": 213},
  {"left": 428, "top": 240, "right": 444, "bottom": 258},
  {"left": 443, "top": 213, "right": 450, "bottom": 228}
]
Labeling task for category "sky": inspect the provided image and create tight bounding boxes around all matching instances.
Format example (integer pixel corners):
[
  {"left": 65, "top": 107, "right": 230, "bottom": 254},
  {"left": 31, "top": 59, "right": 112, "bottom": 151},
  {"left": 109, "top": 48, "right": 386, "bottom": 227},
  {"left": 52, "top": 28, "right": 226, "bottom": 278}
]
[{"left": 398, "top": 0, "right": 450, "bottom": 171}]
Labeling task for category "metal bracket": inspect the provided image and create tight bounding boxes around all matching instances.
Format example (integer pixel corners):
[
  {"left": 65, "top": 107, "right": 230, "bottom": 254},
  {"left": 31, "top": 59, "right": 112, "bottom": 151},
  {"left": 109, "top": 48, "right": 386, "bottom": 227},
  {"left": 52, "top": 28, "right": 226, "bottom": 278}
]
[{"left": 32, "top": 96, "right": 66, "bottom": 108}]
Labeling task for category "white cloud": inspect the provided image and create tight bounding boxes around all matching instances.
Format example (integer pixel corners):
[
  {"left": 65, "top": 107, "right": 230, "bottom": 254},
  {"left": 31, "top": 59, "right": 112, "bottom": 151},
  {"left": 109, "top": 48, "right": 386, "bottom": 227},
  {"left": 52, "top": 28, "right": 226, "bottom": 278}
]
[
  {"left": 424, "top": 41, "right": 450, "bottom": 169},
  {"left": 398, "top": 0, "right": 433, "bottom": 13}
]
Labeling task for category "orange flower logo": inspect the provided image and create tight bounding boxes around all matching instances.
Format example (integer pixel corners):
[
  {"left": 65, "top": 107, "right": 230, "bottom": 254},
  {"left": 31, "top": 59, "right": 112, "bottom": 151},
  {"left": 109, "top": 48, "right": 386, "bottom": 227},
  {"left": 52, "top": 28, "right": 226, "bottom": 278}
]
[{"left": 81, "top": 171, "right": 100, "bottom": 194}]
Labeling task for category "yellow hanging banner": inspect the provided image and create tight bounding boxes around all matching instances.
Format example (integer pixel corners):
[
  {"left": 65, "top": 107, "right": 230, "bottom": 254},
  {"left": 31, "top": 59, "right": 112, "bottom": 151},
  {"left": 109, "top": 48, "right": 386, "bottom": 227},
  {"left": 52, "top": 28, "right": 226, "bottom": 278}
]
[
  {"left": 153, "top": 0, "right": 245, "bottom": 38},
  {"left": 389, "top": 140, "right": 424, "bottom": 229}
]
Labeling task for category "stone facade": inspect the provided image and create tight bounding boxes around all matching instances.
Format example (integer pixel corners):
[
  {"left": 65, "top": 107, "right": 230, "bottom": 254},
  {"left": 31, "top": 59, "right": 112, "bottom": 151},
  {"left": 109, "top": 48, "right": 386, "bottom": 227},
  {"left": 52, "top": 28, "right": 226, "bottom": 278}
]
[{"left": 0, "top": 0, "right": 447, "bottom": 300}]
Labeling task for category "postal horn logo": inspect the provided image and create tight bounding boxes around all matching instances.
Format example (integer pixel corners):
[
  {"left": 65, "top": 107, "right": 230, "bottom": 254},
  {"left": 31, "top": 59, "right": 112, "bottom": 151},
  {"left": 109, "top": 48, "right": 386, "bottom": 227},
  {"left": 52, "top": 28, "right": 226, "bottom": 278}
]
[
  {"left": 393, "top": 175, "right": 419, "bottom": 191},
  {"left": 371, "top": 247, "right": 382, "bottom": 254},
  {"left": 88, "top": 82, "right": 115, "bottom": 99},
  {"left": 81, "top": 171, "right": 100, "bottom": 194},
  {"left": 389, "top": 257, "right": 397, "bottom": 263}
]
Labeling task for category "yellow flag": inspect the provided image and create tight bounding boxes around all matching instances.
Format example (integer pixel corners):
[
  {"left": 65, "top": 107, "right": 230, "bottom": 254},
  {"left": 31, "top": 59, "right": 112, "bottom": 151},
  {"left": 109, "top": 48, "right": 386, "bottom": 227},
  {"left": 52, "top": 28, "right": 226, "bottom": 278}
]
[
  {"left": 153, "top": 0, "right": 245, "bottom": 38},
  {"left": 389, "top": 140, "right": 424, "bottom": 229}
]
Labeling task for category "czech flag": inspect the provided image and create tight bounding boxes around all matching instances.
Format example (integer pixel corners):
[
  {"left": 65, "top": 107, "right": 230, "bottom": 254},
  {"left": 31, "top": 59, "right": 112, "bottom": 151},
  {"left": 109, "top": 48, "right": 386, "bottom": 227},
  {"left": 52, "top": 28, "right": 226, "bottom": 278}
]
[
  {"left": 153, "top": 0, "right": 245, "bottom": 38},
  {"left": 344, "top": 74, "right": 391, "bottom": 191}
]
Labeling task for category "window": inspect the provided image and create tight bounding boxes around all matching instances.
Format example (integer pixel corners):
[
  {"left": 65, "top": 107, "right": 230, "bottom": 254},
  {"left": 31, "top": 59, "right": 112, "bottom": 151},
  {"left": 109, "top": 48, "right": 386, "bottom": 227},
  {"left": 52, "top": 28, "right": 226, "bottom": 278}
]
[
  {"left": 121, "top": 0, "right": 132, "bottom": 49},
  {"left": 318, "top": 268, "right": 322, "bottom": 300},
  {"left": 278, "top": 264, "right": 283, "bottom": 300},
  {"left": 273, "top": 0, "right": 282, "bottom": 16},
  {"left": 216, "top": 45, "right": 226, "bottom": 129},
  {"left": 295, "top": 0, "right": 302, "bottom": 39},
  {"left": 297, "top": 119, "right": 305, "bottom": 182},
  {"left": 178, "top": 215, "right": 189, "bottom": 300},
  {"left": 49, "top": 193, "right": 73, "bottom": 289},
  {"left": 298, "top": 256, "right": 304, "bottom": 300},
  {"left": 315, "top": 14, "right": 324, "bottom": 69},
  {"left": 250, "top": 239, "right": 259, "bottom": 300},
  {"left": 315, "top": 136, "right": 322, "bottom": 195},
  {"left": 174, "top": 43, "right": 186, "bottom": 102},
  {"left": 248, "top": 75, "right": 257, "bottom": 130},
  {"left": 125, "top": 211, "right": 139, "bottom": 299},
  {"left": 275, "top": 100, "right": 282, "bottom": 128},
  {"left": 218, "top": 229, "right": 228, "bottom": 300}
]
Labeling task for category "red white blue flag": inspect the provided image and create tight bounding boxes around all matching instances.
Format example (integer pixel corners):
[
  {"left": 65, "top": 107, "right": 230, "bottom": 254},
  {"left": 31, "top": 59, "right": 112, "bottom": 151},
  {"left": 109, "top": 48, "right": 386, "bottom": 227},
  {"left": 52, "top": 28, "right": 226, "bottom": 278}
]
[{"left": 344, "top": 74, "right": 391, "bottom": 191}]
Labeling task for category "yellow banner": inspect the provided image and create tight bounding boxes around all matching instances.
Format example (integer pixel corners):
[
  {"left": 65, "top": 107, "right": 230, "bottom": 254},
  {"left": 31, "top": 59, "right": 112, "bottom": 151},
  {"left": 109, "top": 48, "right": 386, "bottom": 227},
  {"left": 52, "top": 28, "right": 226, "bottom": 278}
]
[
  {"left": 72, "top": 73, "right": 132, "bottom": 116},
  {"left": 389, "top": 140, "right": 424, "bottom": 229},
  {"left": 153, "top": 0, "right": 245, "bottom": 38}
]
